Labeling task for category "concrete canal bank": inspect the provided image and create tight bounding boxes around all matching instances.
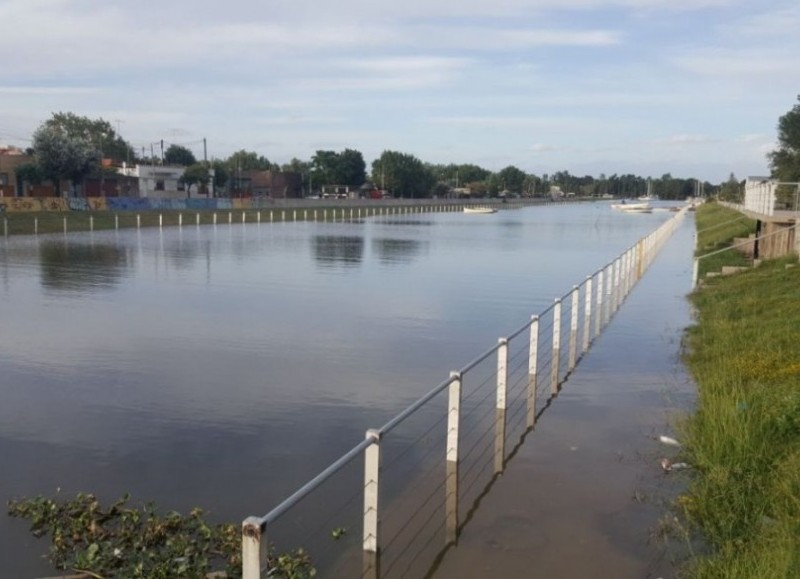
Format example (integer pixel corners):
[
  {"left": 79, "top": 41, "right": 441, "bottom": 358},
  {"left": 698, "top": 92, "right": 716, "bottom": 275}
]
[{"left": 431, "top": 214, "right": 696, "bottom": 578}]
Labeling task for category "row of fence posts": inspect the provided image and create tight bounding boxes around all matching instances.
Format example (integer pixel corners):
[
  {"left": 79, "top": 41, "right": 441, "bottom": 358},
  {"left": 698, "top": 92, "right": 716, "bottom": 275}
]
[
  {"left": 0, "top": 200, "right": 582, "bottom": 238},
  {"left": 241, "top": 207, "right": 688, "bottom": 579}
]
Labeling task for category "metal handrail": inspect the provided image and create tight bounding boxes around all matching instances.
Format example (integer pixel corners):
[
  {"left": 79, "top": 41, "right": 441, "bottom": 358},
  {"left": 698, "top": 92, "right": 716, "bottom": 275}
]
[
  {"left": 255, "top": 434, "right": 377, "bottom": 527},
  {"left": 379, "top": 374, "right": 459, "bottom": 435}
]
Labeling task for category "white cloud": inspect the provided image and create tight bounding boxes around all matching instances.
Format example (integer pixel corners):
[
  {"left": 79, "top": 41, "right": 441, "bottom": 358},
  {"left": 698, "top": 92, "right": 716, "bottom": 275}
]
[
  {"left": 654, "top": 134, "right": 717, "bottom": 145},
  {"left": 530, "top": 143, "right": 566, "bottom": 152},
  {"left": 672, "top": 51, "right": 798, "bottom": 77}
]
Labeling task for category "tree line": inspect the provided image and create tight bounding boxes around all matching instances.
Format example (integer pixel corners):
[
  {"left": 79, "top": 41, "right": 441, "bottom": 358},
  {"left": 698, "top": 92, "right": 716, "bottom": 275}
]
[{"left": 18, "top": 110, "right": 782, "bottom": 199}]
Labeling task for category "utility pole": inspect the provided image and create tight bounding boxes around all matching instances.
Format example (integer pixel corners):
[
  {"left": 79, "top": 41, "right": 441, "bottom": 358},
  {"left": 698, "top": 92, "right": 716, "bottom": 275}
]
[{"left": 150, "top": 143, "right": 156, "bottom": 197}]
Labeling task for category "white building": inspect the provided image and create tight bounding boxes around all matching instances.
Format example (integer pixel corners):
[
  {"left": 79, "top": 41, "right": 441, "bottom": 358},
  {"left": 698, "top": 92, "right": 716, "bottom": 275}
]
[{"left": 118, "top": 164, "right": 214, "bottom": 198}]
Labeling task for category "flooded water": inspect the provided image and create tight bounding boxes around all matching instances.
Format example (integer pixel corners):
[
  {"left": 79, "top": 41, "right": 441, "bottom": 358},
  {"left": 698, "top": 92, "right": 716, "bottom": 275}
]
[
  {"left": 431, "top": 214, "right": 696, "bottom": 578},
  {"left": 0, "top": 203, "right": 679, "bottom": 577}
]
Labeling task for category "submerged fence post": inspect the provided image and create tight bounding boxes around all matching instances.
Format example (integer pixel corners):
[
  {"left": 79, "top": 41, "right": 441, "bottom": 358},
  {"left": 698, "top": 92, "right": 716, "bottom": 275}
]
[
  {"left": 196, "top": 213, "right": 200, "bottom": 226},
  {"left": 3, "top": 218, "right": 7, "bottom": 237},
  {"left": 494, "top": 338, "right": 509, "bottom": 474},
  {"left": 34, "top": 217, "right": 38, "bottom": 235},
  {"left": 527, "top": 315, "right": 539, "bottom": 428},
  {"left": 159, "top": 213, "right": 163, "bottom": 228},
  {"left": 242, "top": 517, "right": 266, "bottom": 579},
  {"left": 89, "top": 215, "right": 94, "bottom": 231},
  {"left": 568, "top": 285, "right": 579, "bottom": 371},
  {"left": 63, "top": 216, "right": 67, "bottom": 234},
  {"left": 363, "top": 429, "right": 381, "bottom": 578},
  {"left": 550, "top": 299, "right": 561, "bottom": 395},
  {"left": 583, "top": 275, "right": 592, "bottom": 352},
  {"left": 137, "top": 214, "right": 141, "bottom": 229},
  {"left": 604, "top": 263, "right": 613, "bottom": 324},
  {"left": 595, "top": 270, "right": 603, "bottom": 337},
  {"left": 692, "top": 257, "right": 699, "bottom": 289},
  {"left": 446, "top": 371, "right": 461, "bottom": 544}
]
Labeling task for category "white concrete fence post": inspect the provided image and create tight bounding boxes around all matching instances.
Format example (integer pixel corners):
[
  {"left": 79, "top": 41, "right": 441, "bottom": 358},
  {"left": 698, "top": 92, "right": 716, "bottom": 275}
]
[
  {"left": 527, "top": 315, "right": 539, "bottom": 428},
  {"left": 363, "top": 429, "right": 382, "bottom": 577},
  {"left": 583, "top": 275, "right": 592, "bottom": 353},
  {"left": 595, "top": 270, "right": 603, "bottom": 337},
  {"left": 568, "top": 285, "right": 579, "bottom": 371},
  {"left": 446, "top": 371, "right": 461, "bottom": 544},
  {"left": 550, "top": 299, "right": 562, "bottom": 395},
  {"left": 242, "top": 517, "right": 267, "bottom": 579},
  {"left": 494, "top": 338, "right": 509, "bottom": 474}
]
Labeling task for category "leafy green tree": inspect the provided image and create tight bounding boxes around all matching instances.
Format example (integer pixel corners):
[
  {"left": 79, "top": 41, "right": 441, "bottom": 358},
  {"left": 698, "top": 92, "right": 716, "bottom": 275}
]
[
  {"left": 427, "top": 163, "right": 491, "bottom": 188},
  {"left": 282, "top": 158, "right": 312, "bottom": 174},
  {"left": 496, "top": 165, "right": 527, "bottom": 193},
  {"left": 14, "top": 162, "right": 45, "bottom": 193},
  {"left": 371, "top": 151, "right": 436, "bottom": 198},
  {"left": 769, "top": 95, "right": 800, "bottom": 181},
  {"left": 44, "top": 112, "right": 135, "bottom": 164},
  {"left": 179, "top": 164, "right": 210, "bottom": 196},
  {"left": 718, "top": 173, "right": 742, "bottom": 202},
  {"left": 226, "top": 150, "right": 272, "bottom": 172},
  {"left": 164, "top": 144, "right": 197, "bottom": 166},
  {"left": 211, "top": 160, "right": 229, "bottom": 190},
  {"left": 310, "top": 149, "right": 366, "bottom": 188},
  {"left": 32, "top": 125, "right": 99, "bottom": 196},
  {"left": 337, "top": 149, "right": 367, "bottom": 187}
]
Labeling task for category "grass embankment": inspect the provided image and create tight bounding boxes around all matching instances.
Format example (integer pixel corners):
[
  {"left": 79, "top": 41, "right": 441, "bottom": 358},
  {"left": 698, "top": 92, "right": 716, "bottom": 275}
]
[
  {"left": 680, "top": 210, "right": 800, "bottom": 577},
  {"left": 694, "top": 202, "right": 757, "bottom": 278},
  {"left": 1, "top": 207, "right": 356, "bottom": 236}
]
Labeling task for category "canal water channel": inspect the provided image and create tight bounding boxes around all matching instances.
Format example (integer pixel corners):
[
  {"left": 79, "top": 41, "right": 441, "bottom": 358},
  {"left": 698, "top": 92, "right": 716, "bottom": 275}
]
[{"left": 0, "top": 202, "right": 687, "bottom": 577}]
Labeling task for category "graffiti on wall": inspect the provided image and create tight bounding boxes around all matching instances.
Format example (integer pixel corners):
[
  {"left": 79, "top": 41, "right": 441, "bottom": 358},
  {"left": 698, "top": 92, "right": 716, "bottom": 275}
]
[{"left": 1, "top": 197, "right": 283, "bottom": 213}]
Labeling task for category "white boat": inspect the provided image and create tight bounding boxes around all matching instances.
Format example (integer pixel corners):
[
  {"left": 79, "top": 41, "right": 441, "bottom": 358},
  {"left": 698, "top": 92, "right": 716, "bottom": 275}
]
[
  {"left": 464, "top": 206, "right": 497, "bottom": 214},
  {"left": 611, "top": 201, "right": 652, "bottom": 213}
]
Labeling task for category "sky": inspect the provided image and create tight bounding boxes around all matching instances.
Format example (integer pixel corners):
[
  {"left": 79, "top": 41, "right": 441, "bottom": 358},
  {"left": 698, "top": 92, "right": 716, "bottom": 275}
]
[{"left": 0, "top": 0, "right": 798, "bottom": 182}]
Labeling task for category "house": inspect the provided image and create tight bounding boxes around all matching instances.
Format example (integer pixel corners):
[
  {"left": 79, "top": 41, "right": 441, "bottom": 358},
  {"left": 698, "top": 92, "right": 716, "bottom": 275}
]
[
  {"left": 117, "top": 163, "right": 215, "bottom": 198},
  {"left": 234, "top": 170, "right": 303, "bottom": 198},
  {"left": 0, "top": 147, "right": 33, "bottom": 197}
]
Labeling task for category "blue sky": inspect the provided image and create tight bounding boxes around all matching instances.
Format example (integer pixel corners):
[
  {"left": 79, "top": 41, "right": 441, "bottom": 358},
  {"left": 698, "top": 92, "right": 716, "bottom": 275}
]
[{"left": 0, "top": 0, "right": 797, "bottom": 181}]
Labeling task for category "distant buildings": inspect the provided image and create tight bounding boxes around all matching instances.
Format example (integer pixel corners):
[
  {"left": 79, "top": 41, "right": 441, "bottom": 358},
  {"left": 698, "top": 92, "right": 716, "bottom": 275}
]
[{"left": 0, "top": 146, "right": 32, "bottom": 197}]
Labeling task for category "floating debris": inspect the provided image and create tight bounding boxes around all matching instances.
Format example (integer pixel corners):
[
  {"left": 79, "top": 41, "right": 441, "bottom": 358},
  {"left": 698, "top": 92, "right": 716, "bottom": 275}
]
[
  {"left": 660, "top": 458, "right": 691, "bottom": 472},
  {"left": 658, "top": 435, "right": 681, "bottom": 447}
]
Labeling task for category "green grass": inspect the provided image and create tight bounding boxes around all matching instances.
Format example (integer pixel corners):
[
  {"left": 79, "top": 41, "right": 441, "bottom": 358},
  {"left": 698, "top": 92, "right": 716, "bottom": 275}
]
[
  {"left": 694, "top": 202, "right": 757, "bottom": 278},
  {"left": 680, "top": 256, "right": 800, "bottom": 578}
]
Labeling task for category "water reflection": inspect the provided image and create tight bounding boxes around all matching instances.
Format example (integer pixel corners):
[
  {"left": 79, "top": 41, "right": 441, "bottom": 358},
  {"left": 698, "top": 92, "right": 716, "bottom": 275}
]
[
  {"left": 312, "top": 235, "right": 364, "bottom": 268},
  {"left": 39, "top": 241, "right": 132, "bottom": 293},
  {"left": 372, "top": 238, "right": 427, "bottom": 265}
]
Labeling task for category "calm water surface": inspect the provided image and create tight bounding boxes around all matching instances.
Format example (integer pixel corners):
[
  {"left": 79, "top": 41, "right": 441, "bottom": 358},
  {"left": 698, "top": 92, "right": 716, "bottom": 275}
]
[{"left": 0, "top": 203, "right": 675, "bottom": 576}]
